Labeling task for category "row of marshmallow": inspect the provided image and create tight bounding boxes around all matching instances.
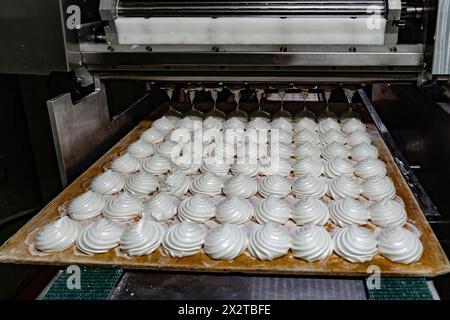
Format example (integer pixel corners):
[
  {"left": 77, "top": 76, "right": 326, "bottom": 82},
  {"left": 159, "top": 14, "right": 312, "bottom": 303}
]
[
  {"left": 110, "top": 151, "right": 383, "bottom": 179},
  {"left": 86, "top": 169, "right": 397, "bottom": 202},
  {"left": 138, "top": 122, "right": 371, "bottom": 153},
  {"left": 34, "top": 217, "right": 423, "bottom": 265},
  {"left": 68, "top": 190, "right": 407, "bottom": 230},
  {"left": 67, "top": 191, "right": 407, "bottom": 228},
  {"left": 148, "top": 115, "right": 366, "bottom": 137}
]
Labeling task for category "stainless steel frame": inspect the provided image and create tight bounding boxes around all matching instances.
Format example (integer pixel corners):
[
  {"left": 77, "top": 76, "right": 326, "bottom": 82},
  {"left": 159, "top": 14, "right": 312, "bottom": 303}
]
[
  {"left": 432, "top": 0, "right": 450, "bottom": 75},
  {"left": 47, "top": 79, "right": 152, "bottom": 186}
]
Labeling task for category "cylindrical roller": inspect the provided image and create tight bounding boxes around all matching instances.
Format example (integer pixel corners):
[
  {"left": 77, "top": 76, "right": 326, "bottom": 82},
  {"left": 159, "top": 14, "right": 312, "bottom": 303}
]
[{"left": 116, "top": 0, "right": 387, "bottom": 18}]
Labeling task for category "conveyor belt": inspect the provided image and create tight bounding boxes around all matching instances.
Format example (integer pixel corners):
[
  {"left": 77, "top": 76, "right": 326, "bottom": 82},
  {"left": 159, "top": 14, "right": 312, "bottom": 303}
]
[{"left": 38, "top": 268, "right": 438, "bottom": 300}]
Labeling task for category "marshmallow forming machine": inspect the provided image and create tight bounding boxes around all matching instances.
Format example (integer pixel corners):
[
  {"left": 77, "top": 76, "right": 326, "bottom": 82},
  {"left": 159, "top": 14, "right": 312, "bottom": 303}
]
[{"left": 1, "top": 0, "right": 450, "bottom": 299}]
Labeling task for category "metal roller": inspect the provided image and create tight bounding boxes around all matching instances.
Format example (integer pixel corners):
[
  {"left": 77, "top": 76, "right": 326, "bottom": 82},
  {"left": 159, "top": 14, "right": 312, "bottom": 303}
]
[{"left": 114, "top": 0, "right": 387, "bottom": 17}]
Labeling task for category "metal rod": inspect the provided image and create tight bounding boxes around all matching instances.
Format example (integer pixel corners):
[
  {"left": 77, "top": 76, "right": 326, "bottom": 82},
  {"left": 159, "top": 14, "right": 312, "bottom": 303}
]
[{"left": 116, "top": 0, "right": 386, "bottom": 17}]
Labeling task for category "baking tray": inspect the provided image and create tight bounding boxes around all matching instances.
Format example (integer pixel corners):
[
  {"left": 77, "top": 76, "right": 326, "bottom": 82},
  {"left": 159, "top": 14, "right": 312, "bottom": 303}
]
[{"left": 1, "top": 110, "right": 449, "bottom": 277}]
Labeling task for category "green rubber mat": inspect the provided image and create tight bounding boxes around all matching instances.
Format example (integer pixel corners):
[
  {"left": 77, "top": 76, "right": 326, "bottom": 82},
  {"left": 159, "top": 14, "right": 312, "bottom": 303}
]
[
  {"left": 367, "top": 277, "right": 433, "bottom": 300},
  {"left": 41, "top": 267, "right": 123, "bottom": 300}
]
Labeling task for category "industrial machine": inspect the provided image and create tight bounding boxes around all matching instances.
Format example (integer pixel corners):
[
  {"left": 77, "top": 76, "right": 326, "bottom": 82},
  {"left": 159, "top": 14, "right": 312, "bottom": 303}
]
[{"left": 0, "top": 0, "right": 450, "bottom": 299}]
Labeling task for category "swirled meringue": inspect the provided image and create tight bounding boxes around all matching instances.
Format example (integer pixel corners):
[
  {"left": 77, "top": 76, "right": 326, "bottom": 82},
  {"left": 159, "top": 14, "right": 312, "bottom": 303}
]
[
  {"left": 268, "top": 143, "right": 293, "bottom": 160},
  {"left": 162, "top": 221, "right": 206, "bottom": 257},
  {"left": 216, "top": 196, "right": 253, "bottom": 225},
  {"left": 142, "top": 192, "right": 178, "bottom": 222},
  {"left": 153, "top": 116, "right": 175, "bottom": 134},
  {"left": 295, "top": 108, "right": 316, "bottom": 120},
  {"left": 203, "top": 117, "right": 223, "bottom": 131},
  {"left": 223, "top": 174, "right": 257, "bottom": 198},
  {"left": 142, "top": 154, "right": 171, "bottom": 175},
  {"left": 294, "top": 129, "right": 320, "bottom": 145},
  {"left": 124, "top": 172, "right": 159, "bottom": 196},
  {"left": 377, "top": 227, "right": 423, "bottom": 264},
  {"left": 321, "top": 142, "right": 350, "bottom": 161},
  {"left": 103, "top": 192, "right": 143, "bottom": 221},
  {"left": 177, "top": 117, "right": 203, "bottom": 132},
  {"left": 209, "top": 142, "right": 236, "bottom": 159},
  {"left": 236, "top": 141, "right": 263, "bottom": 160},
  {"left": 342, "top": 118, "right": 366, "bottom": 134},
  {"left": 224, "top": 118, "right": 246, "bottom": 130},
  {"left": 178, "top": 194, "right": 216, "bottom": 223},
  {"left": 328, "top": 175, "right": 361, "bottom": 199},
  {"left": 350, "top": 143, "right": 379, "bottom": 161},
  {"left": 361, "top": 176, "right": 396, "bottom": 201},
  {"left": 292, "top": 175, "right": 327, "bottom": 199},
  {"left": 204, "top": 224, "right": 248, "bottom": 260},
  {"left": 76, "top": 219, "right": 123, "bottom": 254},
  {"left": 247, "top": 118, "right": 270, "bottom": 130},
  {"left": 111, "top": 153, "right": 141, "bottom": 174},
  {"left": 119, "top": 220, "right": 164, "bottom": 256},
  {"left": 160, "top": 171, "right": 191, "bottom": 196},
  {"left": 255, "top": 196, "right": 291, "bottom": 224},
  {"left": 320, "top": 129, "right": 346, "bottom": 145},
  {"left": 369, "top": 198, "right": 407, "bottom": 228},
  {"left": 141, "top": 127, "right": 165, "bottom": 144},
  {"left": 291, "top": 224, "right": 333, "bottom": 262},
  {"left": 258, "top": 175, "right": 291, "bottom": 198},
  {"left": 190, "top": 173, "right": 223, "bottom": 196},
  {"left": 156, "top": 140, "right": 182, "bottom": 159},
  {"left": 269, "top": 130, "right": 292, "bottom": 145},
  {"left": 259, "top": 157, "right": 292, "bottom": 177},
  {"left": 333, "top": 226, "right": 377, "bottom": 263},
  {"left": 231, "top": 161, "right": 261, "bottom": 177},
  {"left": 294, "top": 118, "right": 318, "bottom": 133},
  {"left": 91, "top": 170, "right": 125, "bottom": 195},
  {"left": 330, "top": 197, "right": 369, "bottom": 227},
  {"left": 293, "top": 157, "right": 324, "bottom": 177},
  {"left": 67, "top": 191, "right": 105, "bottom": 221},
  {"left": 346, "top": 130, "right": 372, "bottom": 146},
  {"left": 324, "top": 157, "right": 355, "bottom": 179},
  {"left": 35, "top": 216, "right": 81, "bottom": 252},
  {"left": 172, "top": 156, "right": 200, "bottom": 176},
  {"left": 127, "top": 139, "right": 154, "bottom": 159},
  {"left": 248, "top": 223, "right": 290, "bottom": 260},
  {"left": 201, "top": 157, "right": 231, "bottom": 176},
  {"left": 292, "top": 197, "right": 329, "bottom": 226},
  {"left": 355, "top": 158, "right": 387, "bottom": 179},
  {"left": 318, "top": 118, "right": 341, "bottom": 134},
  {"left": 270, "top": 118, "right": 293, "bottom": 133},
  {"left": 293, "top": 142, "right": 321, "bottom": 160}
]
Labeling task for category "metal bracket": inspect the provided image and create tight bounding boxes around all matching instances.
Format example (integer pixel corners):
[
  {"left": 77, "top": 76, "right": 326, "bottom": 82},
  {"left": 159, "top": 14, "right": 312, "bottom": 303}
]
[
  {"left": 385, "top": 0, "right": 402, "bottom": 45},
  {"left": 99, "top": 0, "right": 118, "bottom": 21},
  {"left": 47, "top": 78, "right": 152, "bottom": 186}
]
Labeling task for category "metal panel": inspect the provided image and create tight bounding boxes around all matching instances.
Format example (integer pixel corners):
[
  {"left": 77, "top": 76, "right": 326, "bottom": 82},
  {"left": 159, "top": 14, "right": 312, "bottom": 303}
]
[
  {"left": 432, "top": 0, "right": 450, "bottom": 75},
  {"left": 81, "top": 50, "right": 423, "bottom": 68},
  {"left": 47, "top": 79, "right": 151, "bottom": 186},
  {"left": 0, "top": 0, "right": 82, "bottom": 75},
  {"left": 110, "top": 272, "right": 367, "bottom": 300}
]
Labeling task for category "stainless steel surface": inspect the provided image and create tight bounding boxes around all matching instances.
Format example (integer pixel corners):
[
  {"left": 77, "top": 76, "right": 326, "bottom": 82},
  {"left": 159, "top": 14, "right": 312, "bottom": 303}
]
[
  {"left": 81, "top": 46, "right": 424, "bottom": 69},
  {"left": 110, "top": 272, "right": 367, "bottom": 300},
  {"left": 359, "top": 87, "right": 441, "bottom": 219},
  {"left": 432, "top": 0, "right": 450, "bottom": 75},
  {"left": 47, "top": 79, "right": 152, "bottom": 186},
  {"left": 0, "top": 0, "right": 82, "bottom": 75},
  {"left": 113, "top": 0, "right": 386, "bottom": 17},
  {"left": 92, "top": 73, "right": 420, "bottom": 83},
  {"left": 385, "top": 0, "right": 402, "bottom": 45}
]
